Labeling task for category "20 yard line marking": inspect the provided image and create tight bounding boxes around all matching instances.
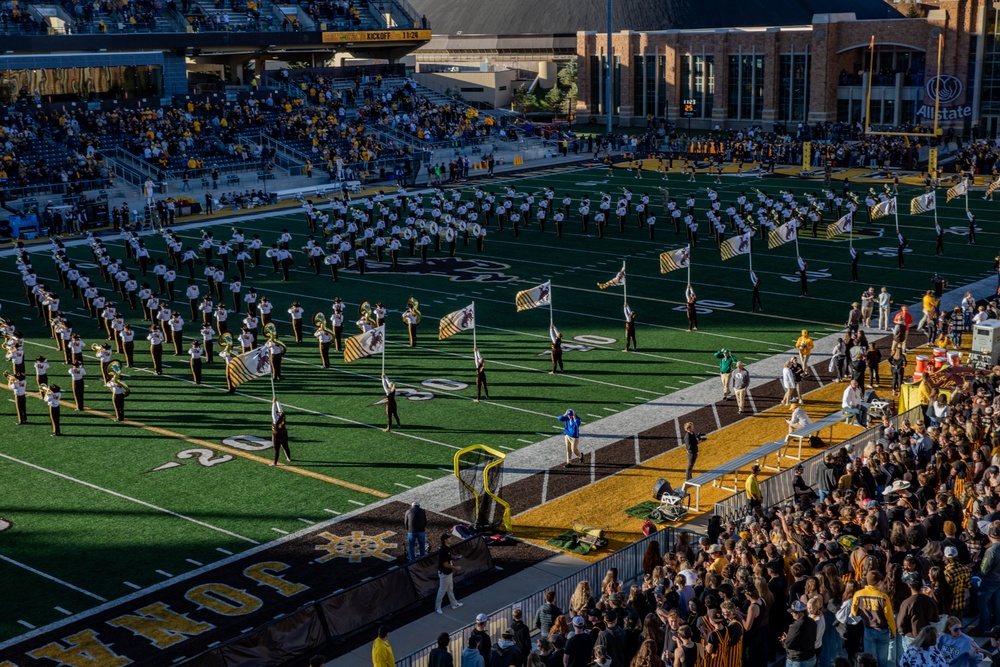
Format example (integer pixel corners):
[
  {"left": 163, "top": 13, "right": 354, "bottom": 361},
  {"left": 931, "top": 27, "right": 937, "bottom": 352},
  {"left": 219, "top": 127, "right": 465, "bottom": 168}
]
[
  {"left": 0, "top": 454, "right": 260, "bottom": 546},
  {"left": 297, "top": 518, "right": 316, "bottom": 524}
]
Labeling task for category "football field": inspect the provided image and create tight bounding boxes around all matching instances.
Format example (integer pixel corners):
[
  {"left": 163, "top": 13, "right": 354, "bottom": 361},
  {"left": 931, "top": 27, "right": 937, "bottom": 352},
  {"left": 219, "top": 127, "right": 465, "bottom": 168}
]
[{"left": 0, "top": 163, "right": 997, "bottom": 648}]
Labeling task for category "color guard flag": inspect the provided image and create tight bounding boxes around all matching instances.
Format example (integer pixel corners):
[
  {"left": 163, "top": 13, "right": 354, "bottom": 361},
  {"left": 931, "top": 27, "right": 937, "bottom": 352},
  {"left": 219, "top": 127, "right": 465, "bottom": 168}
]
[
  {"left": 910, "top": 191, "right": 937, "bottom": 215},
  {"left": 344, "top": 325, "right": 385, "bottom": 363},
  {"left": 438, "top": 304, "right": 475, "bottom": 340},
  {"left": 825, "top": 213, "right": 853, "bottom": 239},
  {"left": 946, "top": 180, "right": 968, "bottom": 203},
  {"left": 225, "top": 346, "right": 272, "bottom": 389},
  {"left": 720, "top": 232, "right": 753, "bottom": 261},
  {"left": 987, "top": 178, "right": 1000, "bottom": 198},
  {"left": 659, "top": 246, "right": 691, "bottom": 274},
  {"left": 598, "top": 262, "right": 626, "bottom": 289},
  {"left": 515, "top": 281, "right": 551, "bottom": 312},
  {"left": 870, "top": 197, "right": 896, "bottom": 220},
  {"left": 768, "top": 221, "right": 798, "bottom": 249}
]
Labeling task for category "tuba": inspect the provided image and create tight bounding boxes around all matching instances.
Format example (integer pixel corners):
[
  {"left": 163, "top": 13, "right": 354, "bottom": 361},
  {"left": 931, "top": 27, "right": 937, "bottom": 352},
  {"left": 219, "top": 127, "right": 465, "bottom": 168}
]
[
  {"left": 358, "top": 301, "right": 377, "bottom": 328},
  {"left": 313, "top": 312, "right": 332, "bottom": 335},
  {"left": 405, "top": 296, "right": 422, "bottom": 325},
  {"left": 108, "top": 360, "right": 130, "bottom": 397}
]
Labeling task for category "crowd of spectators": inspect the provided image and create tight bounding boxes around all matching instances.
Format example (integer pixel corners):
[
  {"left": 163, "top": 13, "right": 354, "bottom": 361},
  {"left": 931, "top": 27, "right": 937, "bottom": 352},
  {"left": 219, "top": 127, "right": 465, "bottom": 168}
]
[
  {"left": 0, "top": 110, "right": 112, "bottom": 192},
  {"left": 391, "top": 396, "right": 1000, "bottom": 667},
  {"left": 301, "top": 0, "right": 364, "bottom": 26}
]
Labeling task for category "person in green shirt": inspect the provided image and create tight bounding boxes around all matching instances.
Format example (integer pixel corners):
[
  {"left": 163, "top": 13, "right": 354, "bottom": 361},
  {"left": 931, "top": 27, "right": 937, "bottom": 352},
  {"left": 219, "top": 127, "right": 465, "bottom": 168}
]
[{"left": 714, "top": 348, "right": 737, "bottom": 400}]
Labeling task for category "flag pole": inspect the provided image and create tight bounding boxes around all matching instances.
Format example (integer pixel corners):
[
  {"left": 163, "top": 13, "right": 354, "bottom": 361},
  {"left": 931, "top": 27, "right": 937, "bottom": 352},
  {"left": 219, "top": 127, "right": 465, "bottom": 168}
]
[
  {"left": 965, "top": 176, "right": 969, "bottom": 212},
  {"left": 472, "top": 301, "right": 477, "bottom": 349},
  {"left": 622, "top": 260, "right": 627, "bottom": 305},
  {"left": 894, "top": 201, "right": 899, "bottom": 234},
  {"left": 381, "top": 327, "right": 386, "bottom": 376},
  {"left": 687, "top": 245, "right": 691, "bottom": 286},
  {"left": 549, "top": 285, "right": 554, "bottom": 326}
]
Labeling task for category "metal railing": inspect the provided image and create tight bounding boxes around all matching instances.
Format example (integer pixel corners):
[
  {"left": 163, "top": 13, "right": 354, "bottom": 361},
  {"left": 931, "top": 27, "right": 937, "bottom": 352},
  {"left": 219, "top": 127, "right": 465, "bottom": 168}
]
[
  {"left": 713, "top": 404, "right": 925, "bottom": 524},
  {"left": 395, "top": 526, "right": 683, "bottom": 667},
  {"left": 0, "top": 178, "right": 109, "bottom": 202}
]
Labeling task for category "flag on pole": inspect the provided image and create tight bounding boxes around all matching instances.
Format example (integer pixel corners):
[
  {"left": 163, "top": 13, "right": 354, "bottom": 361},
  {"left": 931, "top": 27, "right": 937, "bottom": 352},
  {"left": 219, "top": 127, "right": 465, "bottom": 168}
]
[
  {"left": 438, "top": 304, "right": 476, "bottom": 340},
  {"left": 225, "top": 346, "right": 272, "bottom": 389},
  {"left": 946, "top": 180, "right": 968, "bottom": 203},
  {"left": 870, "top": 197, "right": 896, "bottom": 220},
  {"left": 987, "top": 178, "right": 1000, "bottom": 198},
  {"left": 515, "top": 281, "right": 552, "bottom": 312},
  {"left": 344, "top": 325, "right": 385, "bottom": 363},
  {"left": 825, "top": 213, "right": 853, "bottom": 239},
  {"left": 768, "top": 221, "right": 798, "bottom": 249},
  {"left": 597, "top": 263, "right": 626, "bottom": 289},
  {"left": 720, "top": 232, "right": 753, "bottom": 261},
  {"left": 909, "top": 191, "right": 937, "bottom": 215},
  {"left": 659, "top": 246, "right": 691, "bottom": 274}
]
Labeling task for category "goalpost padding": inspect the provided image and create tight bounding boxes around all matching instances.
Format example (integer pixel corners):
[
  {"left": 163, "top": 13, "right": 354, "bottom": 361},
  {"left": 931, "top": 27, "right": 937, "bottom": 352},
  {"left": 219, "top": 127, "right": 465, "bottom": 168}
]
[{"left": 454, "top": 444, "right": 513, "bottom": 533}]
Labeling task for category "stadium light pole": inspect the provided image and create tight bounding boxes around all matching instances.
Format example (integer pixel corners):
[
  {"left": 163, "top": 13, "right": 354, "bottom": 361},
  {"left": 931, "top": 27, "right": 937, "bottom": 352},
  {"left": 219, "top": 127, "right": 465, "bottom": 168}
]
[{"left": 605, "top": 0, "right": 613, "bottom": 135}]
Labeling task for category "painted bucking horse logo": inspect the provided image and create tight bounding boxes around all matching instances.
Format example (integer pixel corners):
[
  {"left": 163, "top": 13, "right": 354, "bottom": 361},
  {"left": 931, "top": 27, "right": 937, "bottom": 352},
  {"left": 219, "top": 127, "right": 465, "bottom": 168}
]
[
  {"left": 367, "top": 328, "right": 385, "bottom": 353},
  {"left": 365, "top": 257, "right": 518, "bottom": 283}
]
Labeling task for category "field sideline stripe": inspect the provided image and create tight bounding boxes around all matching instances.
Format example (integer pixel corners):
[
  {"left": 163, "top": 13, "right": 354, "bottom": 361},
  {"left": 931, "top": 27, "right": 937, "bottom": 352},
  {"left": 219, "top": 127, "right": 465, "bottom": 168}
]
[
  {"left": 0, "top": 554, "right": 107, "bottom": 602},
  {"left": 0, "top": 453, "right": 261, "bottom": 545}
]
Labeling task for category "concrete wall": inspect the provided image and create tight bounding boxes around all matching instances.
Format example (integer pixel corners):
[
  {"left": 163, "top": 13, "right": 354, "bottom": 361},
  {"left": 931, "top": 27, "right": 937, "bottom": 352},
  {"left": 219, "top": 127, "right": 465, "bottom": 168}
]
[{"left": 414, "top": 69, "right": 519, "bottom": 107}]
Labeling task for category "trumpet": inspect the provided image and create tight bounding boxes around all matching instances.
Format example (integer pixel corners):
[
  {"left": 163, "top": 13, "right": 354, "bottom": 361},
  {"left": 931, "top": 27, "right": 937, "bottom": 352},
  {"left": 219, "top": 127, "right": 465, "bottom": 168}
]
[
  {"left": 313, "top": 312, "right": 332, "bottom": 335},
  {"left": 358, "top": 301, "right": 378, "bottom": 329},
  {"left": 107, "top": 360, "right": 130, "bottom": 397},
  {"left": 404, "top": 296, "right": 422, "bottom": 325}
]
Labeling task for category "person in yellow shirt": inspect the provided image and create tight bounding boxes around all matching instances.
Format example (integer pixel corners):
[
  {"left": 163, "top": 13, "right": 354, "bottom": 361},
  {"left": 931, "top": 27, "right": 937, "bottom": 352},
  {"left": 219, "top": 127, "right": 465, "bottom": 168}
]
[
  {"left": 918, "top": 290, "right": 939, "bottom": 334},
  {"left": 745, "top": 464, "right": 762, "bottom": 512},
  {"left": 706, "top": 544, "right": 729, "bottom": 575},
  {"left": 372, "top": 625, "right": 393, "bottom": 667},
  {"left": 794, "top": 330, "right": 814, "bottom": 368}
]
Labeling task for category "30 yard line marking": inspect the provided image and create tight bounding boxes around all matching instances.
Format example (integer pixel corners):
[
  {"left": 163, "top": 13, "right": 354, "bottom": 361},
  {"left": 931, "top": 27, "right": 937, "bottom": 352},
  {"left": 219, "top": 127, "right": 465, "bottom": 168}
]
[
  {"left": 0, "top": 454, "right": 260, "bottom": 546},
  {"left": 498, "top": 445, "right": 515, "bottom": 451},
  {"left": 586, "top": 413, "right": 603, "bottom": 419},
  {"left": 517, "top": 439, "right": 534, "bottom": 444}
]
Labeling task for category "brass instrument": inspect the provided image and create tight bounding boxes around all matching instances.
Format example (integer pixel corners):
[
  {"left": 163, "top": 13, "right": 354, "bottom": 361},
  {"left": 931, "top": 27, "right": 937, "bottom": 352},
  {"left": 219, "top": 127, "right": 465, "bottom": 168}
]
[
  {"left": 38, "top": 383, "right": 49, "bottom": 397},
  {"left": 219, "top": 332, "right": 235, "bottom": 356},
  {"left": 108, "top": 360, "right": 130, "bottom": 397},
  {"left": 313, "top": 312, "right": 332, "bottom": 335},
  {"left": 91, "top": 343, "right": 106, "bottom": 353},
  {"left": 404, "top": 296, "right": 422, "bottom": 325},
  {"left": 263, "top": 322, "right": 286, "bottom": 352},
  {"left": 2, "top": 370, "right": 15, "bottom": 383},
  {"left": 358, "top": 301, "right": 378, "bottom": 329},
  {"left": 266, "top": 248, "right": 277, "bottom": 258}
]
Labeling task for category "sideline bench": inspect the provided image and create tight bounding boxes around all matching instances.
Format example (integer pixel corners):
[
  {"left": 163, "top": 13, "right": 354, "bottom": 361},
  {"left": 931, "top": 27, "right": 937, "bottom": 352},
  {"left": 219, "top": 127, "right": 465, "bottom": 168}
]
[
  {"left": 681, "top": 439, "right": 788, "bottom": 512},
  {"left": 783, "top": 410, "right": 845, "bottom": 462}
]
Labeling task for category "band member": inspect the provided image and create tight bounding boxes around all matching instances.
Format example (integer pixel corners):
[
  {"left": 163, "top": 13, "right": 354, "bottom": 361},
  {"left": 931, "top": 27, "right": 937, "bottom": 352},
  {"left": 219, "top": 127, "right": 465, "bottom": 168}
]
[
  {"left": 147, "top": 325, "right": 165, "bottom": 375},
  {"left": 6, "top": 340, "right": 24, "bottom": 375},
  {"left": 750, "top": 270, "right": 763, "bottom": 312},
  {"left": 382, "top": 374, "right": 401, "bottom": 432},
  {"left": 474, "top": 347, "right": 489, "bottom": 402},
  {"left": 326, "top": 250, "right": 340, "bottom": 281},
  {"left": 220, "top": 344, "right": 235, "bottom": 393},
  {"left": 332, "top": 307, "right": 345, "bottom": 351},
  {"left": 259, "top": 296, "right": 273, "bottom": 325},
  {"left": 185, "top": 280, "right": 200, "bottom": 321},
  {"left": 230, "top": 277, "right": 242, "bottom": 313},
  {"left": 849, "top": 246, "right": 859, "bottom": 282},
  {"left": 266, "top": 337, "right": 284, "bottom": 381},
  {"left": 238, "top": 326, "right": 255, "bottom": 353},
  {"left": 685, "top": 285, "right": 699, "bottom": 331},
  {"left": 403, "top": 306, "right": 419, "bottom": 347},
  {"left": 189, "top": 340, "right": 203, "bottom": 384},
  {"left": 95, "top": 343, "right": 112, "bottom": 382},
  {"left": 34, "top": 355, "right": 49, "bottom": 394},
  {"left": 200, "top": 324, "right": 214, "bottom": 364},
  {"left": 107, "top": 377, "right": 126, "bottom": 422},
  {"left": 271, "top": 399, "right": 291, "bottom": 466},
  {"left": 169, "top": 311, "right": 185, "bottom": 355},
  {"left": 199, "top": 295, "right": 214, "bottom": 326},
  {"left": 69, "top": 359, "right": 86, "bottom": 410},
  {"left": 9, "top": 371, "right": 28, "bottom": 424},
  {"left": 288, "top": 302, "right": 304, "bottom": 343},
  {"left": 375, "top": 303, "right": 387, "bottom": 328},
  {"left": 797, "top": 256, "right": 809, "bottom": 295},
  {"left": 244, "top": 287, "right": 258, "bottom": 317},
  {"left": 43, "top": 384, "right": 62, "bottom": 436},
  {"left": 215, "top": 304, "right": 229, "bottom": 336},
  {"left": 549, "top": 325, "right": 563, "bottom": 374},
  {"left": 624, "top": 303, "right": 637, "bottom": 351},
  {"left": 69, "top": 332, "right": 85, "bottom": 365},
  {"left": 315, "top": 325, "right": 333, "bottom": 368}
]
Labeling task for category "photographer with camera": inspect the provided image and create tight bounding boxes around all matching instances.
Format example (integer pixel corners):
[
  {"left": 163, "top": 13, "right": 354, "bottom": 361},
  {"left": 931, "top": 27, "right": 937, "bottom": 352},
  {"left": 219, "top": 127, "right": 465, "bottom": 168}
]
[{"left": 683, "top": 421, "right": 705, "bottom": 481}]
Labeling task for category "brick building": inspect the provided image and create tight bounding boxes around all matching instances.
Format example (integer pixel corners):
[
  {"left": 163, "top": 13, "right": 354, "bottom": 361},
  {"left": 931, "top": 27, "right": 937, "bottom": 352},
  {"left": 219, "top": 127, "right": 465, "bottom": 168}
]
[{"left": 576, "top": 0, "right": 996, "bottom": 133}]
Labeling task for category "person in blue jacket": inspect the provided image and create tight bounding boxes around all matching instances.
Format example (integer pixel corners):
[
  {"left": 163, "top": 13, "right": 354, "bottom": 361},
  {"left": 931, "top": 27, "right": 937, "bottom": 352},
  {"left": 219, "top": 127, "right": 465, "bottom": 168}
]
[{"left": 558, "top": 409, "right": 583, "bottom": 466}]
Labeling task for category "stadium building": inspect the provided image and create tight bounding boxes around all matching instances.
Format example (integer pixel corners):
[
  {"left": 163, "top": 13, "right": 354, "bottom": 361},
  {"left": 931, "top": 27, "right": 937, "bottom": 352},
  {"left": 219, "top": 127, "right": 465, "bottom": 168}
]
[{"left": 404, "top": 0, "right": 997, "bottom": 134}]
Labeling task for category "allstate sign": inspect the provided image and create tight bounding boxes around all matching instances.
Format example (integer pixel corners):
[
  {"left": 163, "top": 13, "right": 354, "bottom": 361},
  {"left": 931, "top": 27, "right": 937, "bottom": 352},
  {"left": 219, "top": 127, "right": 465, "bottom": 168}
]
[{"left": 916, "top": 73, "right": 972, "bottom": 120}]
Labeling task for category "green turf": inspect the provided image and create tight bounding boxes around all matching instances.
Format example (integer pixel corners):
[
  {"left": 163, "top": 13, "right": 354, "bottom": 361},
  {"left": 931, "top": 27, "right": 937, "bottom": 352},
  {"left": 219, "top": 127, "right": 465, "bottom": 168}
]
[
  {"left": 623, "top": 500, "right": 666, "bottom": 523},
  {"left": 0, "top": 166, "right": 995, "bottom": 638},
  {"left": 545, "top": 530, "right": 594, "bottom": 555}
]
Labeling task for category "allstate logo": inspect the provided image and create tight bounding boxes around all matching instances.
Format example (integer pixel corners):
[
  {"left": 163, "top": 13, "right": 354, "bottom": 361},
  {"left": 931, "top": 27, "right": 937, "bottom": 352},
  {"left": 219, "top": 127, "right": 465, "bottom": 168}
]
[{"left": 925, "top": 74, "right": 963, "bottom": 104}]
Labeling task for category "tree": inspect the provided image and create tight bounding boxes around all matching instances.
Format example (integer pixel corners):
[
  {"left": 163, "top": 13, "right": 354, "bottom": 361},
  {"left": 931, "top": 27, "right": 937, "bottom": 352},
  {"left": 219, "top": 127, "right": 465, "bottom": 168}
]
[
  {"left": 544, "top": 86, "right": 564, "bottom": 112},
  {"left": 557, "top": 60, "right": 578, "bottom": 89},
  {"left": 512, "top": 84, "right": 537, "bottom": 113}
]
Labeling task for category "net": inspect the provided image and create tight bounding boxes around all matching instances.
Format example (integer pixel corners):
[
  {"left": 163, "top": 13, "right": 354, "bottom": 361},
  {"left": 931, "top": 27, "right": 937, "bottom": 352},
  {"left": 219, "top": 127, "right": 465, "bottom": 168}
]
[{"left": 454, "top": 445, "right": 512, "bottom": 533}]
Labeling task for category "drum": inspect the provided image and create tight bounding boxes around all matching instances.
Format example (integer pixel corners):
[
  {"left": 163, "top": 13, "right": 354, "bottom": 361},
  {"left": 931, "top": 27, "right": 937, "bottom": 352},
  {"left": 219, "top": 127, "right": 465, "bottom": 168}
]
[
  {"left": 914, "top": 356, "right": 930, "bottom": 376},
  {"left": 947, "top": 350, "right": 962, "bottom": 367}
]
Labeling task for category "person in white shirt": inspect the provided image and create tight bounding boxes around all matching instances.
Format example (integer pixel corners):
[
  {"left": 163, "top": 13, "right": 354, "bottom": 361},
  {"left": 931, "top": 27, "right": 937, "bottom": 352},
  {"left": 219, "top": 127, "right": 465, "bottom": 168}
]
[
  {"left": 780, "top": 360, "right": 797, "bottom": 407},
  {"left": 841, "top": 379, "right": 866, "bottom": 425},
  {"left": 785, "top": 402, "right": 812, "bottom": 441},
  {"left": 43, "top": 384, "right": 62, "bottom": 436}
]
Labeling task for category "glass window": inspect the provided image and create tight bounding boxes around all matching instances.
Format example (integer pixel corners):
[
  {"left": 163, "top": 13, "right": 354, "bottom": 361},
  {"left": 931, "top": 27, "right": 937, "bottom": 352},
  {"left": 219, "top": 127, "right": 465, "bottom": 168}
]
[
  {"left": 778, "top": 53, "right": 810, "bottom": 122},
  {"left": 728, "top": 54, "right": 764, "bottom": 120},
  {"left": 681, "top": 54, "right": 714, "bottom": 118}
]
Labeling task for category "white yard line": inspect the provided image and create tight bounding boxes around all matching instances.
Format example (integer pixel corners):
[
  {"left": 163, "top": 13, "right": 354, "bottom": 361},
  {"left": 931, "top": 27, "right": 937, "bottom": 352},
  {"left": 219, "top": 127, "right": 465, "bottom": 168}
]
[{"left": 0, "top": 554, "right": 107, "bottom": 602}]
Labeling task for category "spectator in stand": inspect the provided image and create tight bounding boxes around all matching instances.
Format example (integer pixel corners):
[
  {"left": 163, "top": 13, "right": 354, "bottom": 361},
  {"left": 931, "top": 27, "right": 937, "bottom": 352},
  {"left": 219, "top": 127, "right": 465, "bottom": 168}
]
[
  {"left": 851, "top": 571, "right": 895, "bottom": 667},
  {"left": 897, "top": 572, "right": 939, "bottom": 652},
  {"left": 511, "top": 608, "right": 532, "bottom": 667},
  {"left": 781, "top": 600, "right": 817, "bottom": 667},
  {"left": 404, "top": 500, "right": 426, "bottom": 562},
  {"left": 430, "top": 633, "right": 454, "bottom": 667},
  {"left": 491, "top": 629, "right": 522, "bottom": 667},
  {"left": 472, "top": 614, "right": 493, "bottom": 661},
  {"left": 936, "top": 617, "right": 987, "bottom": 667},
  {"left": 979, "top": 523, "right": 1000, "bottom": 634},
  {"left": 565, "top": 616, "right": 595, "bottom": 667},
  {"left": 536, "top": 591, "right": 563, "bottom": 639},
  {"left": 462, "top": 635, "right": 486, "bottom": 667},
  {"left": 899, "top": 628, "right": 948, "bottom": 667}
]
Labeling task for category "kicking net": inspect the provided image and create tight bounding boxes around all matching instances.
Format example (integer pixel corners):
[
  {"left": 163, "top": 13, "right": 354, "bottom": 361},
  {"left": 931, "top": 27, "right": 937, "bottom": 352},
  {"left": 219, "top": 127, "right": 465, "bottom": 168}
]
[{"left": 454, "top": 444, "right": 512, "bottom": 533}]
